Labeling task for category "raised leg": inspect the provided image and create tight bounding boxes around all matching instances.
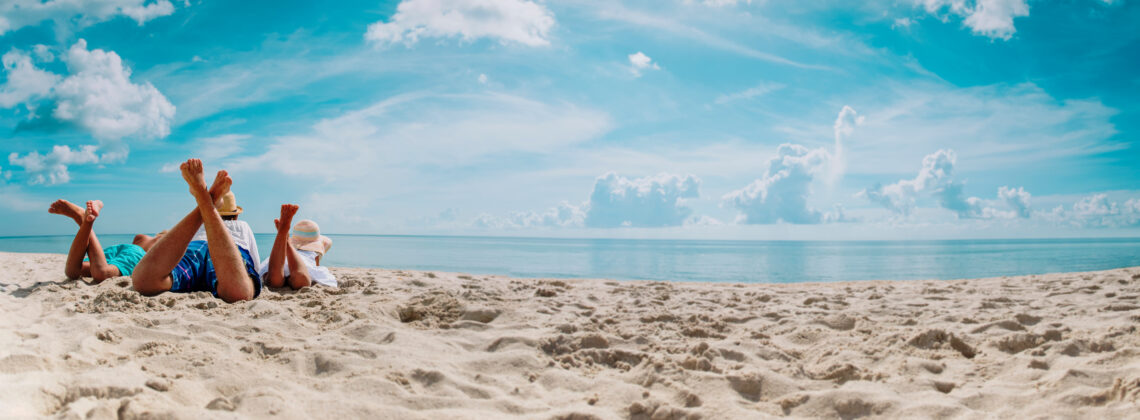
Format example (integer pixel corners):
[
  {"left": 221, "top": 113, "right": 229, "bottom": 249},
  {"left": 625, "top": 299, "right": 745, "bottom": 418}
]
[
  {"left": 82, "top": 201, "right": 121, "bottom": 282},
  {"left": 49, "top": 199, "right": 84, "bottom": 226},
  {"left": 131, "top": 169, "right": 231, "bottom": 296},
  {"left": 266, "top": 205, "right": 310, "bottom": 289},
  {"left": 184, "top": 160, "right": 254, "bottom": 303},
  {"left": 56, "top": 199, "right": 91, "bottom": 279}
]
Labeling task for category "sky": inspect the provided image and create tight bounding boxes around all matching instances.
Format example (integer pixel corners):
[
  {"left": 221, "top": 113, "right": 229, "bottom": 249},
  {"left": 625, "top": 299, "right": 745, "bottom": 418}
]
[{"left": 0, "top": 0, "right": 1138, "bottom": 240}]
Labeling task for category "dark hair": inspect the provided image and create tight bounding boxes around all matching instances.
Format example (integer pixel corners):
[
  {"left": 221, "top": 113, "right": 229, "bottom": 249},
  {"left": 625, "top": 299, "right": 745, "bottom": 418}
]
[{"left": 222, "top": 215, "right": 238, "bottom": 221}]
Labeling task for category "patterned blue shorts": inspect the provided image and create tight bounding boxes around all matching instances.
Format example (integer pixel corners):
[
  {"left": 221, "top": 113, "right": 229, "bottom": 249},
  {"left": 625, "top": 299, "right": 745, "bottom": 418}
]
[{"left": 170, "top": 241, "right": 261, "bottom": 299}]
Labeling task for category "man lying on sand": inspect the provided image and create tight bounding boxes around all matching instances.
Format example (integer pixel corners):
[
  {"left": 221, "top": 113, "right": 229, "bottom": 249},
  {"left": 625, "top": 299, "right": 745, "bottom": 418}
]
[
  {"left": 260, "top": 204, "right": 336, "bottom": 289},
  {"left": 49, "top": 199, "right": 164, "bottom": 283},
  {"left": 130, "top": 160, "right": 262, "bottom": 302}
]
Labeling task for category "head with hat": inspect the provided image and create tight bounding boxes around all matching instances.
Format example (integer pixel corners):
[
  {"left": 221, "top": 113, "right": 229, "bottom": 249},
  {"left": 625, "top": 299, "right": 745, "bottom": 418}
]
[
  {"left": 216, "top": 191, "right": 243, "bottom": 220},
  {"left": 290, "top": 219, "right": 332, "bottom": 256}
]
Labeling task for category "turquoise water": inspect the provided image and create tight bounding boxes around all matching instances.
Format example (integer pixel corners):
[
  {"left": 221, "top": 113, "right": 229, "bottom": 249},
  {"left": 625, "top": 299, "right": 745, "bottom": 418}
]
[{"left": 2, "top": 235, "right": 1138, "bottom": 283}]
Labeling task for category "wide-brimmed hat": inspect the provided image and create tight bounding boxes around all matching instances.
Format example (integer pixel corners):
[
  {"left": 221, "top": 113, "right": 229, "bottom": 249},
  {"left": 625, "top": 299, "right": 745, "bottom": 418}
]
[
  {"left": 216, "top": 192, "right": 243, "bottom": 216},
  {"left": 290, "top": 219, "right": 332, "bottom": 255}
]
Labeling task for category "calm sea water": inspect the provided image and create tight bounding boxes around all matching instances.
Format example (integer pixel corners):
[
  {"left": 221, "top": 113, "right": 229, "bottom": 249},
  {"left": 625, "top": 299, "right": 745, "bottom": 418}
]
[{"left": 1, "top": 235, "right": 1138, "bottom": 283}]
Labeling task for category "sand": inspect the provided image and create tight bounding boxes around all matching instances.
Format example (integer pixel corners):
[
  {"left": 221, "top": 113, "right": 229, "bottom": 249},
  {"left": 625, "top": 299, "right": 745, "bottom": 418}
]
[{"left": 1, "top": 251, "right": 1139, "bottom": 419}]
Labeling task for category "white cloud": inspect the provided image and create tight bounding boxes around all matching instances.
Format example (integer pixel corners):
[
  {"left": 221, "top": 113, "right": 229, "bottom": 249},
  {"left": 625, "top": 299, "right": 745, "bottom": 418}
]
[
  {"left": 585, "top": 172, "right": 700, "bottom": 228},
  {"left": 53, "top": 39, "right": 176, "bottom": 140},
  {"left": 474, "top": 201, "right": 586, "bottom": 229},
  {"left": 0, "top": 40, "right": 176, "bottom": 141},
  {"left": 916, "top": 0, "right": 1029, "bottom": 40},
  {"left": 723, "top": 143, "right": 830, "bottom": 224},
  {"left": 723, "top": 106, "right": 857, "bottom": 224},
  {"left": 0, "top": 0, "right": 176, "bottom": 35},
  {"left": 998, "top": 185, "right": 1031, "bottom": 218},
  {"left": 0, "top": 49, "right": 59, "bottom": 108},
  {"left": 628, "top": 51, "right": 660, "bottom": 77},
  {"left": 860, "top": 149, "right": 1032, "bottom": 220},
  {"left": 0, "top": 41, "right": 170, "bottom": 184},
  {"left": 861, "top": 149, "right": 956, "bottom": 215},
  {"left": 831, "top": 105, "right": 863, "bottom": 182},
  {"left": 714, "top": 83, "right": 783, "bottom": 105},
  {"left": 1051, "top": 194, "right": 1140, "bottom": 228},
  {"left": 365, "top": 0, "right": 556, "bottom": 47},
  {"left": 7, "top": 144, "right": 103, "bottom": 185},
  {"left": 477, "top": 73, "right": 488, "bottom": 84}
]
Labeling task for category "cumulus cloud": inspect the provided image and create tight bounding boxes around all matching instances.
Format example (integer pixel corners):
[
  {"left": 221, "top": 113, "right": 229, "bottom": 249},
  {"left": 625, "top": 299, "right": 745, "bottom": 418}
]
[
  {"left": 723, "top": 143, "right": 830, "bottom": 224},
  {"left": 628, "top": 51, "right": 659, "bottom": 77},
  {"left": 474, "top": 172, "right": 703, "bottom": 229},
  {"left": 861, "top": 149, "right": 955, "bottom": 215},
  {"left": 0, "top": 41, "right": 173, "bottom": 184},
  {"left": 916, "top": 0, "right": 1029, "bottom": 40},
  {"left": 722, "top": 106, "right": 858, "bottom": 225},
  {"left": 831, "top": 105, "right": 862, "bottom": 182},
  {"left": 0, "top": 49, "right": 59, "bottom": 108},
  {"left": 7, "top": 144, "right": 106, "bottom": 185},
  {"left": 474, "top": 201, "right": 586, "bottom": 229},
  {"left": 998, "top": 186, "right": 1031, "bottom": 218},
  {"left": 0, "top": 40, "right": 175, "bottom": 141},
  {"left": 1050, "top": 194, "right": 1140, "bottom": 228},
  {"left": 53, "top": 39, "right": 176, "bottom": 140},
  {"left": 586, "top": 172, "right": 700, "bottom": 228},
  {"left": 365, "top": 0, "right": 555, "bottom": 47},
  {"left": 860, "top": 149, "right": 1032, "bottom": 219},
  {"left": 0, "top": 0, "right": 175, "bottom": 35}
]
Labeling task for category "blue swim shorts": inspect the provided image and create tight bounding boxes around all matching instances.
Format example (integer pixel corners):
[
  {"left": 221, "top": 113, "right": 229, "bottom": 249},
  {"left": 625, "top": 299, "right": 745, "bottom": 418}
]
[{"left": 170, "top": 241, "right": 261, "bottom": 299}]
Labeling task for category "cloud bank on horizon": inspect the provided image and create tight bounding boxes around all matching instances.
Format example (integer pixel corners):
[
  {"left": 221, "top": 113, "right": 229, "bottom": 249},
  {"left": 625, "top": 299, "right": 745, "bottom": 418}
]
[{"left": 0, "top": 0, "right": 1136, "bottom": 239}]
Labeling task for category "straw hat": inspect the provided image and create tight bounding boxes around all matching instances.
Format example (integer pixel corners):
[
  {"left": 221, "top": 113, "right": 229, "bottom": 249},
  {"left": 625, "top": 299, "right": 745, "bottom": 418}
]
[
  {"left": 290, "top": 219, "right": 332, "bottom": 255},
  {"left": 216, "top": 192, "right": 243, "bottom": 216}
]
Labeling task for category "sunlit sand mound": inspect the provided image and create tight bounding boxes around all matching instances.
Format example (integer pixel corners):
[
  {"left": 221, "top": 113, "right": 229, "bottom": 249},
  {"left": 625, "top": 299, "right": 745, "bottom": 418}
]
[{"left": 1, "top": 251, "right": 1138, "bottom": 419}]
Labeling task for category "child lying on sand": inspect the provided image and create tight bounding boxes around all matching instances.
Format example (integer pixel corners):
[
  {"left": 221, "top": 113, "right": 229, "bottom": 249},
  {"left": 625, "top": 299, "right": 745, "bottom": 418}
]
[
  {"left": 260, "top": 204, "right": 335, "bottom": 289},
  {"left": 49, "top": 199, "right": 164, "bottom": 282}
]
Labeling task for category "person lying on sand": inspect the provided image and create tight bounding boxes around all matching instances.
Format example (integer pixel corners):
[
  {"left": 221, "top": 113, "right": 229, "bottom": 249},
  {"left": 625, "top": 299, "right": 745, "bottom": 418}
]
[
  {"left": 49, "top": 199, "right": 164, "bottom": 283},
  {"left": 129, "top": 160, "right": 261, "bottom": 302},
  {"left": 260, "top": 205, "right": 336, "bottom": 289}
]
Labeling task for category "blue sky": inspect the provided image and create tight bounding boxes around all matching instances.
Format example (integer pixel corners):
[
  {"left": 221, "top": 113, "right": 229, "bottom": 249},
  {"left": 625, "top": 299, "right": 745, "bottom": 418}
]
[{"left": 0, "top": 0, "right": 1137, "bottom": 239}]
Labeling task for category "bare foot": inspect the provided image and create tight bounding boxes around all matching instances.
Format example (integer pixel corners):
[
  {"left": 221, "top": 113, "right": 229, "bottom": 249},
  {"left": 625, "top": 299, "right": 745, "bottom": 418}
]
[
  {"left": 49, "top": 199, "right": 83, "bottom": 225},
  {"left": 85, "top": 200, "right": 103, "bottom": 223},
  {"left": 209, "top": 170, "right": 232, "bottom": 201},
  {"left": 180, "top": 159, "right": 209, "bottom": 200},
  {"left": 279, "top": 204, "right": 299, "bottom": 231}
]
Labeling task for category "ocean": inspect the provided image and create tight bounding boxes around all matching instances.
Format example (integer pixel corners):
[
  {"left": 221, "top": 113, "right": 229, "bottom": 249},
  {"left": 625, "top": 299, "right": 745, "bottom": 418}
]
[{"left": 3, "top": 235, "right": 1139, "bottom": 283}]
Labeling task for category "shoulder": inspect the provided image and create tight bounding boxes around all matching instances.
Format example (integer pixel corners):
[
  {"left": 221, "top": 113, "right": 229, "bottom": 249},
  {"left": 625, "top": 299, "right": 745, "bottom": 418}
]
[{"left": 228, "top": 220, "right": 254, "bottom": 231}]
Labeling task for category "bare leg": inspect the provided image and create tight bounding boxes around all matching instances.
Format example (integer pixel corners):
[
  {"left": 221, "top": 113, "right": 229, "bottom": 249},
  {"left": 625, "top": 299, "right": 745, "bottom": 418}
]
[
  {"left": 49, "top": 199, "right": 84, "bottom": 226},
  {"left": 266, "top": 205, "right": 311, "bottom": 289},
  {"left": 284, "top": 243, "right": 312, "bottom": 289},
  {"left": 183, "top": 160, "right": 254, "bottom": 303},
  {"left": 265, "top": 207, "right": 294, "bottom": 288},
  {"left": 55, "top": 200, "right": 90, "bottom": 279},
  {"left": 132, "top": 170, "right": 231, "bottom": 296},
  {"left": 83, "top": 201, "right": 121, "bottom": 283}
]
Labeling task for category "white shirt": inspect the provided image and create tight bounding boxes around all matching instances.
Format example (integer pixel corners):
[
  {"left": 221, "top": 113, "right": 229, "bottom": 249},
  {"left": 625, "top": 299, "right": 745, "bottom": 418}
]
[
  {"left": 257, "top": 250, "right": 337, "bottom": 287},
  {"left": 192, "top": 219, "right": 261, "bottom": 273}
]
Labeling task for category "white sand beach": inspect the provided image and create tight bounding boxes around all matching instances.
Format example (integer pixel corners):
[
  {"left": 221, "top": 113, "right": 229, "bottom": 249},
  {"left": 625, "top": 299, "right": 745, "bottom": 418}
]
[{"left": 1, "top": 251, "right": 1138, "bottom": 419}]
